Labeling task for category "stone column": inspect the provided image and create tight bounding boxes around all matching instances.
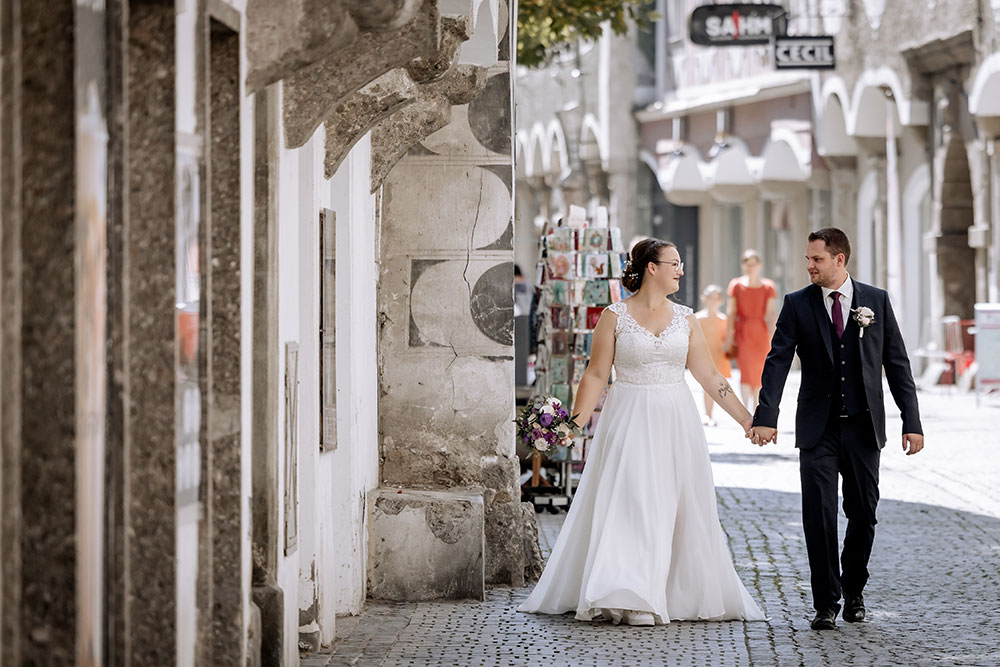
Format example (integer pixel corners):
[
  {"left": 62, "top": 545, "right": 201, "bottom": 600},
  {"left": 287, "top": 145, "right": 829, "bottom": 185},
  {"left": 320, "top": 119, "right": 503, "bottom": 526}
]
[
  {"left": 124, "top": 1, "right": 180, "bottom": 662},
  {"left": 2, "top": 1, "right": 83, "bottom": 663},
  {"left": 828, "top": 159, "right": 859, "bottom": 243},
  {"left": 967, "top": 138, "right": 992, "bottom": 305},
  {"left": 209, "top": 15, "right": 245, "bottom": 666},
  {"left": 373, "top": 11, "right": 536, "bottom": 594}
]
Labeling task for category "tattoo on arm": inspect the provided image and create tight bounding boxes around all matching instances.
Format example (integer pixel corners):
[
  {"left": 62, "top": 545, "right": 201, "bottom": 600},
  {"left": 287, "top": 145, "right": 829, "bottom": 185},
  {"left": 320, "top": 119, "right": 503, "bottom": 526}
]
[{"left": 717, "top": 380, "right": 732, "bottom": 401}]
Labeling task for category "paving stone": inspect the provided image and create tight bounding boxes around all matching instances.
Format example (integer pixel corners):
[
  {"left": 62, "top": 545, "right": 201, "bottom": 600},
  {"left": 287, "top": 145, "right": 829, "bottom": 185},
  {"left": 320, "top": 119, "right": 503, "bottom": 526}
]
[{"left": 325, "top": 373, "right": 1000, "bottom": 666}]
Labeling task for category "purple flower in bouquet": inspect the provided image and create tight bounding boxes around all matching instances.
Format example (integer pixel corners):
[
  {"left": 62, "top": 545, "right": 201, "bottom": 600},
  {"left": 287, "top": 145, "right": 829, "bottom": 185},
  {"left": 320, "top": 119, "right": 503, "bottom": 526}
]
[
  {"left": 539, "top": 412, "right": 554, "bottom": 427},
  {"left": 544, "top": 430, "right": 557, "bottom": 444},
  {"left": 557, "top": 408, "right": 568, "bottom": 419},
  {"left": 531, "top": 428, "right": 543, "bottom": 441}
]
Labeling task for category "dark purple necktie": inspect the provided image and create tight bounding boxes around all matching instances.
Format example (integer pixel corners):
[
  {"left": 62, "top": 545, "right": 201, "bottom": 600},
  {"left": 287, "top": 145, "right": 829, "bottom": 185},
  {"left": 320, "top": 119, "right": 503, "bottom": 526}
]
[{"left": 831, "top": 291, "right": 844, "bottom": 338}]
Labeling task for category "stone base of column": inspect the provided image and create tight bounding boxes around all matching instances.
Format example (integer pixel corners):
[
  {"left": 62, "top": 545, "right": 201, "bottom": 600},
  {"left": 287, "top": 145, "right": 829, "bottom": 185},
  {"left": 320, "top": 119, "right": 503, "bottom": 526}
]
[
  {"left": 368, "top": 488, "right": 485, "bottom": 601},
  {"left": 251, "top": 585, "right": 284, "bottom": 667}
]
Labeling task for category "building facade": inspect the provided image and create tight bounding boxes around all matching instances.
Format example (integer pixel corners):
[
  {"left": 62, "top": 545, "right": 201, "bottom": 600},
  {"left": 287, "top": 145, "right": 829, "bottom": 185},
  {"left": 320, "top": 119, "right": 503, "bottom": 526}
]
[
  {"left": 514, "top": 27, "right": 650, "bottom": 279},
  {"left": 0, "top": 1, "right": 533, "bottom": 666},
  {"left": 637, "top": 0, "right": 1000, "bottom": 368}
]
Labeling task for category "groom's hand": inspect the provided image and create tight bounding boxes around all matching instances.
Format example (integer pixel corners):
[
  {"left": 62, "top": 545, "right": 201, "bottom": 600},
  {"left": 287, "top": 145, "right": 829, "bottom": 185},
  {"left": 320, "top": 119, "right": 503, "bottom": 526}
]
[
  {"left": 902, "top": 433, "right": 924, "bottom": 455},
  {"left": 750, "top": 426, "right": 777, "bottom": 446}
]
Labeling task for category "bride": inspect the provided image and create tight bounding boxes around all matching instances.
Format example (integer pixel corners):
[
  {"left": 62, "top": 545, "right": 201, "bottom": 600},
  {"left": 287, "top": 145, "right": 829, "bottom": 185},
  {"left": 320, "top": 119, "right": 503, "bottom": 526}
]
[{"left": 519, "top": 238, "right": 766, "bottom": 626}]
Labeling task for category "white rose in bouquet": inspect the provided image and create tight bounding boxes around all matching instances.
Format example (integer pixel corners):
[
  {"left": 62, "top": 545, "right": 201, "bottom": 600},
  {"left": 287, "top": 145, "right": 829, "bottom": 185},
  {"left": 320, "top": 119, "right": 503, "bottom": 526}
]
[{"left": 533, "top": 437, "right": 550, "bottom": 451}]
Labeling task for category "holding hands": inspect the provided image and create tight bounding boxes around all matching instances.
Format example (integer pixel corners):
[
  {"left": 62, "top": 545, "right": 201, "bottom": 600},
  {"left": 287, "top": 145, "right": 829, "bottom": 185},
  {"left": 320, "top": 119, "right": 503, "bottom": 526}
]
[
  {"left": 738, "top": 417, "right": 775, "bottom": 446},
  {"left": 748, "top": 426, "right": 777, "bottom": 446}
]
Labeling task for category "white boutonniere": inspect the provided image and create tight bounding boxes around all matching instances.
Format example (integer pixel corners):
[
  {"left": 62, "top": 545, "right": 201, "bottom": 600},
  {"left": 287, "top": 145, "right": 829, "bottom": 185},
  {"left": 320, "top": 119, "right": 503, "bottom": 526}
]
[{"left": 852, "top": 306, "right": 875, "bottom": 338}]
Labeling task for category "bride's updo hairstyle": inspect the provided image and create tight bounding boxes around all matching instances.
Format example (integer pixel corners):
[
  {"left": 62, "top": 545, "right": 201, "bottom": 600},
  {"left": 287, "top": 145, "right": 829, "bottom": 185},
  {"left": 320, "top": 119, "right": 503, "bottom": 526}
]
[{"left": 622, "top": 238, "right": 677, "bottom": 293}]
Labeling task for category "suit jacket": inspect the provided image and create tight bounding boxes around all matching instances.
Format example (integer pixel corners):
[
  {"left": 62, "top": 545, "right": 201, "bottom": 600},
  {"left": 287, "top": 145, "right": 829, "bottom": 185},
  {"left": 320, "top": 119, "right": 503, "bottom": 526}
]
[{"left": 752, "top": 280, "right": 922, "bottom": 449}]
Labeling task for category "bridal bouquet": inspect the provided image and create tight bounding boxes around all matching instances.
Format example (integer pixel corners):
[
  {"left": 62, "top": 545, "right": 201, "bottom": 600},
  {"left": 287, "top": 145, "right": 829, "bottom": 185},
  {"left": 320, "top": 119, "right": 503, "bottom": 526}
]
[{"left": 515, "top": 396, "right": 579, "bottom": 454}]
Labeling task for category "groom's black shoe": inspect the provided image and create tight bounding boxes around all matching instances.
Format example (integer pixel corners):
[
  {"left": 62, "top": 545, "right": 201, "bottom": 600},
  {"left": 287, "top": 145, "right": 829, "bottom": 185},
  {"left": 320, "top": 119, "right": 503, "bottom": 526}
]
[
  {"left": 843, "top": 593, "right": 865, "bottom": 623},
  {"left": 810, "top": 607, "right": 839, "bottom": 630}
]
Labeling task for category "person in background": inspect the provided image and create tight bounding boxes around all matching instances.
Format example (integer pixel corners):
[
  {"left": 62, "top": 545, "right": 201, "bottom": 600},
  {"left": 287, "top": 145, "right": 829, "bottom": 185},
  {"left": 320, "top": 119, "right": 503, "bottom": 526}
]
[
  {"left": 696, "top": 284, "right": 730, "bottom": 426},
  {"left": 725, "top": 249, "right": 777, "bottom": 410},
  {"left": 514, "top": 264, "right": 532, "bottom": 317}
]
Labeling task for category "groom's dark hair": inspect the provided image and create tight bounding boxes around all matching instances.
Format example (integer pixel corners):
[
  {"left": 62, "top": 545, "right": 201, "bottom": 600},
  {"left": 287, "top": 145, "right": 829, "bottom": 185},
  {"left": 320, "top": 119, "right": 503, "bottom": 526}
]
[{"left": 808, "top": 227, "right": 851, "bottom": 265}]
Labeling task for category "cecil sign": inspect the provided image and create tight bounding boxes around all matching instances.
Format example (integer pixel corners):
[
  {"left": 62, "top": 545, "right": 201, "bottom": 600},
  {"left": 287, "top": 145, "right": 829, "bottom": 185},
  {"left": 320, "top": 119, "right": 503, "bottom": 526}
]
[
  {"left": 689, "top": 3, "right": 788, "bottom": 46},
  {"left": 773, "top": 35, "right": 836, "bottom": 69}
]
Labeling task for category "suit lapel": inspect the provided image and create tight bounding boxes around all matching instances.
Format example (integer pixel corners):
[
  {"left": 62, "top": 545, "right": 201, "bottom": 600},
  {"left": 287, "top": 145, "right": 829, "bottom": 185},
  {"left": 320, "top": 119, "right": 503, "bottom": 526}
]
[
  {"left": 808, "top": 283, "right": 834, "bottom": 366},
  {"left": 851, "top": 281, "right": 865, "bottom": 363}
]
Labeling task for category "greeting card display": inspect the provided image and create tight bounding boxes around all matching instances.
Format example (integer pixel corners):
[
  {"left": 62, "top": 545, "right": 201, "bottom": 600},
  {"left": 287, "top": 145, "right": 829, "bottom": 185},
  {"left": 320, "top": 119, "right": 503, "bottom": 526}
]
[
  {"left": 609, "top": 228, "right": 623, "bottom": 252},
  {"left": 581, "top": 228, "right": 608, "bottom": 253},
  {"left": 551, "top": 331, "right": 569, "bottom": 355},
  {"left": 551, "top": 280, "right": 569, "bottom": 305},
  {"left": 571, "top": 359, "right": 587, "bottom": 384},
  {"left": 608, "top": 279, "right": 622, "bottom": 303},
  {"left": 575, "top": 305, "right": 588, "bottom": 330},
  {"left": 586, "top": 306, "right": 604, "bottom": 330},
  {"left": 548, "top": 252, "right": 574, "bottom": 279},
  {"left": 549, "top": 356, "right": 569, "bottom": 384},
  {"left": 548, "top": 227, "right": 574, "bottom": 252},
  {"left": 583, "top": 279, "right": 610, "bottom": 305},
  {"left": 550, "top": 305, "right": 571, "bottom": 329},
  {"left": 573, "top": 331, "right": 592, "bottom": 356},
  {"left": 609, "top": 252, "right": 625, "bottom": 278},
  {"left": 585, "top": 253, "right": 610, "bottom": 279},
  {"left": 551, "top": 383, "right": 571, "bottom": 406}
]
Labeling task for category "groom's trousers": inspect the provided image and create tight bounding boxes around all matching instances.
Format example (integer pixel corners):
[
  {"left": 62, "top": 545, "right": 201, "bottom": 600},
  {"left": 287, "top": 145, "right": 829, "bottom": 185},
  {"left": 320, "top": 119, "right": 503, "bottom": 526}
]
[{"left": 799, "top": 412, "right": 880, "bottom": 612}]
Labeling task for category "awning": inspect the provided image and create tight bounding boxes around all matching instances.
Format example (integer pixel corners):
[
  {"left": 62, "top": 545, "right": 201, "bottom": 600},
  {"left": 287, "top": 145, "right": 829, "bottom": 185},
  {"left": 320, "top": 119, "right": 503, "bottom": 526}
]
[
  {"left": 658, "top": 150, "right": 710, "bottom": 206},
  {"left": 755, "top": 135, "right": 811, "bottom": 199},
  {"left": 706, "top": 144, "right": 756, "bottom": 203}
]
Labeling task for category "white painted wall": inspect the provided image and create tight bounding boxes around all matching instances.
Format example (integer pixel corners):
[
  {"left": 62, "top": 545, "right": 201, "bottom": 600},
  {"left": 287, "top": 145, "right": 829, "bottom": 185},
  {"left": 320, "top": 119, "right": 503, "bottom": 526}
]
[
  {"left": 270, "top": 87, "right": 381, "bottom": 661},
  {"left": 324, "top": 134, "right": 380, "bottom": 617},
  {"left": 273, "top": 81, "right": 302, "bottom": 666}
]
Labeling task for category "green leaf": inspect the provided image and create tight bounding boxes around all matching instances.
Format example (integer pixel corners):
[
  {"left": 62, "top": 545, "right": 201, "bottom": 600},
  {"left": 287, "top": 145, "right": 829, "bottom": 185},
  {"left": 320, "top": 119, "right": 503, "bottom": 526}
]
[{"left": 517, "top": 0, "right": 659, "bottom": 68}]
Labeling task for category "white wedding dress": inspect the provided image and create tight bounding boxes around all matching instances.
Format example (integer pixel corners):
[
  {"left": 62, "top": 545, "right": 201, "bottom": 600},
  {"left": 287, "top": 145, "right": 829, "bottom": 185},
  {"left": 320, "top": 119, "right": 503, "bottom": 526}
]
[{"left": 519, "top": 301, "right": 765, "bottom": 624}]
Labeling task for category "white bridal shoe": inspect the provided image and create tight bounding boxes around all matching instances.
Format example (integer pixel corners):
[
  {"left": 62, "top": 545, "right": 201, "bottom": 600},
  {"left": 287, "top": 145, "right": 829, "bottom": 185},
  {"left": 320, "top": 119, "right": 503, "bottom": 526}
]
[{"left": 625, "top": 610, "right": 655, "bottom": 626}]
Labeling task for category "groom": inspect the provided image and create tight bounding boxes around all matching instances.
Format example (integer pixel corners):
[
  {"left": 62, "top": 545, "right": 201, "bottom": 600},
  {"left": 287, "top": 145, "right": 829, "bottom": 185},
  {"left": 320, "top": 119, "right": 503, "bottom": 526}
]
[{"left": 749, "top": 227, "right": 923, "bottom": 630}]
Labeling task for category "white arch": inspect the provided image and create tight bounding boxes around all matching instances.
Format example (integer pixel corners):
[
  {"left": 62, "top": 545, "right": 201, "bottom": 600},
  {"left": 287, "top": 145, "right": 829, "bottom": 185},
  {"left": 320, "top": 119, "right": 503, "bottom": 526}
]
[
  {"left": 514, "top": 130, "right": 530, "bottom": 178},
  {"left": 856, "top": 170, "right": 879, "bottom": 284},
  {"left": 658, "top": 145, "right": 710, "bottom": 207},
  {"left": 901, "top": 163, "right": 932, "bottom": 355},
  {"left": 544, "top": 119, "right": 569, "bottom": 177},
  {"left": 580, "top": 112, "right": 608, "bottom": 165},
  {"left": 970, "top": 50, "right": 1000, "bottom": 117},
  {"left": 847, "top": 67, "right": 929, "bottom": 135},
  {"left": 814, "top": 76, "right": 857, "bottom": 156},
  {"left": 706, "top": 139, "right": 756, "bottom": 203},
  {"left": 763, "top": 127, "right": 812, "bottom": 175}
]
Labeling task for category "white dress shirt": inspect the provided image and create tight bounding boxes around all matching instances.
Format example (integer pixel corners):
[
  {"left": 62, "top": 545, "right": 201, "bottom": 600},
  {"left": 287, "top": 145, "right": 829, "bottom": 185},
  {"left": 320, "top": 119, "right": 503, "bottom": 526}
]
[{"left": 820, "top": 275, "right": 853, "bottom": 326}]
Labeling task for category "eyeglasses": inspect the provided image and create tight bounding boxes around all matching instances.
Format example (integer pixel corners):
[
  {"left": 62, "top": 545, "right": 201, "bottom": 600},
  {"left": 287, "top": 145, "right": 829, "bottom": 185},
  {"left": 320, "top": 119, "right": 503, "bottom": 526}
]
[{"left": 653, "top": 260, "right": 684, "bottom": 272}]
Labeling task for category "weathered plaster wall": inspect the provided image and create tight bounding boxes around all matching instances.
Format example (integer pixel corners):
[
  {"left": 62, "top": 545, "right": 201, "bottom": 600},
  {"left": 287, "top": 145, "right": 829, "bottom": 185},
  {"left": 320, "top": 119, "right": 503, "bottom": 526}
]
[
  {"left": 377, "top": 60, "right": 523, "bottom": 587},
  {"left": 326, "top": 133, "right": 380, "bottom": 616}
]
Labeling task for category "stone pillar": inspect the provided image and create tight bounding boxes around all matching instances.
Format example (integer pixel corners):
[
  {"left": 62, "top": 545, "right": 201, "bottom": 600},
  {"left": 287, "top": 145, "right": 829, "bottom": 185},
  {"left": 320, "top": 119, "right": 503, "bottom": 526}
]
[
  {"left": 374, "top": 14, "right": 532, "bottom": 593},
  {"left": 990, "top": 138, "right": 1000, "bottom": 303},
  {"left": 828, "top": 159, "right": 859, "bottom": 243},
  {"left": 104, "top": 0, "right": 128, "bottom": 663},
  {"left": 967, "top": 139, "right": 993, "bottom": 305},
  {"left": 250, "top": 87, "right": 284, "bottom": 667},
  {"left": 2, "top": 1, "right": 83, "bottom": 663},
  {"left": 0, "top": 0, "right": 20, "bottom": 660},
  {"left": 209, "top": 15, "right": 245, "bottom": 666},
  {"left": 125, "top": 1, "right": 179, "bottom": 662}
]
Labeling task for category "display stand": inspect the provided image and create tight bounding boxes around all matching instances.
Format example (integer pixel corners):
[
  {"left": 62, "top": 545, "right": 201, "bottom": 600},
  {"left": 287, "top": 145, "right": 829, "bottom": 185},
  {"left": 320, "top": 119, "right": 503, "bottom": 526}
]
[{"left": 523, "top": 206, "right": 629, "bottom": 511}]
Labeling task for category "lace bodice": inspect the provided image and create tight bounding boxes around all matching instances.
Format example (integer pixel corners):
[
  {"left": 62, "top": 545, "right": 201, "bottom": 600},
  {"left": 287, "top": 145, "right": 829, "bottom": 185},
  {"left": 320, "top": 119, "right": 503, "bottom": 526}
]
[{"left": 605, "top": 301, "right": 692, "bottom": 386}]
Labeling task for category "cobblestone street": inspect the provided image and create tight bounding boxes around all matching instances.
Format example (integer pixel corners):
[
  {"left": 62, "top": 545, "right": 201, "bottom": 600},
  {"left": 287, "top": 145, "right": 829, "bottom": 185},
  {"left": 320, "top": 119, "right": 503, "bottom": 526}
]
[{"left": 311, "top": 375, "right": 1000, "bottom": 666}]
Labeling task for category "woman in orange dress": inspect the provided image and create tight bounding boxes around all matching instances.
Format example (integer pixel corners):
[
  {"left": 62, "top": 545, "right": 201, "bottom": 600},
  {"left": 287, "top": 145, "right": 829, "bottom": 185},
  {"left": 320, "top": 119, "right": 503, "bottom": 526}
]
[
  {"left": 725, "top": 250, "right": 777, "bottom": 410},
  {"left": 695, "top": 285, "right": 730, "bottom": 426}
]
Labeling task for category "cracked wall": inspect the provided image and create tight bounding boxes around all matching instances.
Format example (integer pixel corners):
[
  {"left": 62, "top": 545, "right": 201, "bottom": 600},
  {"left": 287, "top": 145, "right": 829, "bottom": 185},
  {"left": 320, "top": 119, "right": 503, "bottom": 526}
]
[{"left": 376, "top": 57, "right": 525, "bottom": 585}]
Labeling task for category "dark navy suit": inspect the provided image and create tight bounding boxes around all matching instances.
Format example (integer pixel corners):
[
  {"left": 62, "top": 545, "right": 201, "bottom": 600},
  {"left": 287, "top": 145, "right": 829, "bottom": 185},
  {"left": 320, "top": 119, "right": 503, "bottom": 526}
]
[{"left": 753, "top": 279, "right": 922, "bottom": 612}]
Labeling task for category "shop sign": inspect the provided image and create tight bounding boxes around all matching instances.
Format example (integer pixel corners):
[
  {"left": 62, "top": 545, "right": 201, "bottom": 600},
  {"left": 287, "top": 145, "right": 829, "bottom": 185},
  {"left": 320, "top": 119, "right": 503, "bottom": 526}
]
[
  {"left": 689, "top": 3, "right": 788, "bottom": 46},
  {"left": 773, "top": 35, "right": 836, "bottom": 69}
]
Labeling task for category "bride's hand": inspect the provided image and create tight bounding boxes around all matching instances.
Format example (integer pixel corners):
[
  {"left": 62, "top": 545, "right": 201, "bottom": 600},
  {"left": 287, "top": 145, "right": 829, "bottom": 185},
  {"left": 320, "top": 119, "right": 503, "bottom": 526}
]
[{"left": 740, "top": 415, "right": 753, "bottom": 438}]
